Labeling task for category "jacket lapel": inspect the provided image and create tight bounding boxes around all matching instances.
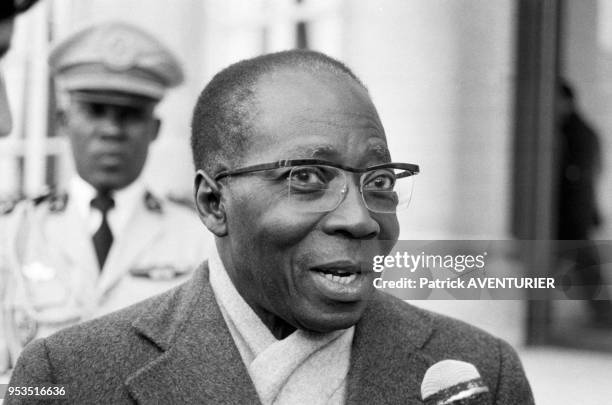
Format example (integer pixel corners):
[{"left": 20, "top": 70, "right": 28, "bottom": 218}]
[
  {"left": 43, "top": 199, "right": 99, "bottom": 280},
  {"left": 125, "top": 263, "right": 261, "bottom": 404},
  {"left": 96, "top": 198, "right": 163, "bottom": 298},
  {"left": 346, "top": 294, "right": 435, "bottom": 404},
  {"left": 124, "top": 264, "right": 434, "bottom": 404}
]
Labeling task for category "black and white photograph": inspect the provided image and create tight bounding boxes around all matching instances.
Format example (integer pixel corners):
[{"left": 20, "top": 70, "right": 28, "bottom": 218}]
[{"left": 1, "top": 1, "right": 611, "bottom": 404}]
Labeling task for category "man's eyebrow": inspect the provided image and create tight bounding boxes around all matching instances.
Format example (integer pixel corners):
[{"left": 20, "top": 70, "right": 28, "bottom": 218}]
[
  {"left": 282, "top": 143, "right": 391, "bottom": 164},
  {"left": 285, "top": 144, "right": 340, "bottom": 159}
]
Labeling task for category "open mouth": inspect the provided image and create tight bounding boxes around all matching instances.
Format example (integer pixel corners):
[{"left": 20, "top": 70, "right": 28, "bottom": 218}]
[
  {"left": 315, "top": 268, "right": 358, "bottom": 285},
  {"left": 309, "top": 263, "right": 370, "bottom": 301}
]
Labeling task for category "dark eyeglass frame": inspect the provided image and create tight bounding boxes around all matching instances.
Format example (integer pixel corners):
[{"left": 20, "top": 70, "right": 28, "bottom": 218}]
[{"left": 214, "top": 159, "right": 420, "bottom": 181}]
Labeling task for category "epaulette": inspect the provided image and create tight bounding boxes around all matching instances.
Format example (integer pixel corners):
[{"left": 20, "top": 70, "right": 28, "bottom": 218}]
[
  {"left": 32, "top": 190, "right": 69, "bottom": 213},
  {"left": 0, "top": 198, "right": 21, "bottom": 215},
  {"left": 144, "top": 191, "right": 163, "bottom": 214},
  {"left": 32, "top": 191, "right": 53, "bottom": 206}
]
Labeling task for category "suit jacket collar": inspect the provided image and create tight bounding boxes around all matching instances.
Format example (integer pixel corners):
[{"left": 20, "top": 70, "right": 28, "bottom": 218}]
[
  {"left": 347, "top": 294, "right": 435, "bottom": 404},
  {"left": 126, "top": 263, "right": 435, "bottom": 404},
  {"left": 127, "top": 262, "right": 261, "bottom": 404}
]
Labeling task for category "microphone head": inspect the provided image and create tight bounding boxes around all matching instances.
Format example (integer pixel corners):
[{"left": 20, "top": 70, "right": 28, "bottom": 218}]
[{"left": 421, "top": 359, "right": 490, "bottom": 405}]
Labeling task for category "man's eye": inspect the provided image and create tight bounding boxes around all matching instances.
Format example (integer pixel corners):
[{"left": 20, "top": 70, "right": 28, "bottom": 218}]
[
  {"left": 364, "top": 170, "right": 395, "bottom": 190},
  {"left": 85, "top": 103, "right": 107, "bottom": 117},
  {"left": 289, "top": 166, "right": 334, "bottom": 187},
  {"left": 120, "top": 107, "right": 147, "bottom": 121}
]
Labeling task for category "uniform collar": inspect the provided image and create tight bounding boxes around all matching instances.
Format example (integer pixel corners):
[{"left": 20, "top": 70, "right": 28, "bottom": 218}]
[{"left": 69, "top": 176, "right": 146, "bottom": 233}]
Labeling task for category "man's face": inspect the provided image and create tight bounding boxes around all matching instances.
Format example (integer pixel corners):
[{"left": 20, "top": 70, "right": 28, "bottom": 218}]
[
  {"left": 220, "top": 70, "right": 399, "bottom": 334},
  {"left": 62, "top": 92, "right": 159, "bottom": 191},
  {"left": 0, "top": 18, "right": 15, "bottom": 136}
]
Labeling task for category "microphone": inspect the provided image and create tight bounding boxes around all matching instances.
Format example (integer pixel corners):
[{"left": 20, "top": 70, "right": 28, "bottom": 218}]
[{"left": 421, "top": 360, "right": 492, "bottom": 405}]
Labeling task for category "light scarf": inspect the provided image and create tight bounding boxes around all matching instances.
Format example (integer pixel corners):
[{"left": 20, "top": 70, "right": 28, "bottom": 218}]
[{"left": 209, "top": 250, "right": 354, "bottom": 405}]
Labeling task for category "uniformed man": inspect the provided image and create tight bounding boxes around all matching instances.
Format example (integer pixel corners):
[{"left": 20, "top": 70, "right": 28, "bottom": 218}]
[{"left": 1, "top": 22, "right": 212, "bottom": 370}]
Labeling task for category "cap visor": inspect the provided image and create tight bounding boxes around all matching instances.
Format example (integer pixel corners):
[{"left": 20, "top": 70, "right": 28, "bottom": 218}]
[
  {"left": 59, "top": 73, "right": 164, "bottom": 102},
  {"left": 69, "top": 90, "right": 158, "bottom": 107}
]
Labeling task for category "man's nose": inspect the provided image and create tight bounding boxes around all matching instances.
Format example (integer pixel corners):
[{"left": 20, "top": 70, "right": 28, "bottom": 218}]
[
  {"left": 98, "top": 110, "right": 123, "bottom": 138},
  {"left": 321, "top": 182, "right": 380, "bottom": 239}
]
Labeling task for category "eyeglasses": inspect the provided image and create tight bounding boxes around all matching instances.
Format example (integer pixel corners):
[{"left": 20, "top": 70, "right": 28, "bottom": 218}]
[{"left": 214, "top": 159, "right": 420, "bottom": 213}]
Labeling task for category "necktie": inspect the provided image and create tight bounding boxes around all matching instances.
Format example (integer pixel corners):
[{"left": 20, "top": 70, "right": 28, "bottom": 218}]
[{"left": 91, "top": 192, "right": 115, "bottom": 270}]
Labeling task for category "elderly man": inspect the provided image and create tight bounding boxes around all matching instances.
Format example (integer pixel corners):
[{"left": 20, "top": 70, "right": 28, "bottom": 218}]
[
  {"left": 7, "top": 50, "right": 533, "bottom": 404},
  {"left": 1, "top": 22, "right": 211, "bottom": 372}
]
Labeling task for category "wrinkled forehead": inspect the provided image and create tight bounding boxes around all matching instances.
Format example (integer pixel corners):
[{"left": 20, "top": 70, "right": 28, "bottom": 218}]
[{"left": 249, "top": 69, "right": 389, "bottom": 165}]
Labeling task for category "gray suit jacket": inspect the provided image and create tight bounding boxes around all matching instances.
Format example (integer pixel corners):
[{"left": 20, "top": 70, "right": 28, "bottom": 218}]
[{"left": 7, "top": 263, "right": 534, "bottom": 404}]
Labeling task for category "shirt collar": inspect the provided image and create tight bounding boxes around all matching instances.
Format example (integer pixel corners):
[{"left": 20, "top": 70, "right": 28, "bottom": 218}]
[
  {"left": 70, "top": 176, "right": 96, "bottom": 220},
  {"left": 69, "top": 176, "right": 146, "bottom": 232}
]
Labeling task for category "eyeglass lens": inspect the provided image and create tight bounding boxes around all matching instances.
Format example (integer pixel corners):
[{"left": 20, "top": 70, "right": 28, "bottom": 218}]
[{"left": 287, "top": 165, "right": 414, "bottom": 213}]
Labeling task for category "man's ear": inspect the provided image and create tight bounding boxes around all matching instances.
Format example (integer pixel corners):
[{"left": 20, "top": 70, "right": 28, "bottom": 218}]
[
  {"left": 150, "top": 117, "right": 161, "bottom": 141},
  {"left": 194, "top": 169, "right": 227, "bottom": 237}
]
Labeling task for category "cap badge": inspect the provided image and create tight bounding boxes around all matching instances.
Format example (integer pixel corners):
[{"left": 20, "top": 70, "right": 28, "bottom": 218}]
[{"left": 101, "top": 31, "right": 138, "bottom": 71}]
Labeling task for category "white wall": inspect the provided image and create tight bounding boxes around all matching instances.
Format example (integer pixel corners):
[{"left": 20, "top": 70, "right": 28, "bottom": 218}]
[{"left": 344, "top": 0, "right": 515, "bottom": 239}]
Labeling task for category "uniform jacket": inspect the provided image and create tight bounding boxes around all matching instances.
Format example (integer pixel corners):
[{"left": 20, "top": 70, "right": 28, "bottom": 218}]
[
  {"left": 7, "top": 262, "right": 534, "bottom": 404},
  {"left": 0, "top": 190, "right": 213, "bottom": 368}
]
